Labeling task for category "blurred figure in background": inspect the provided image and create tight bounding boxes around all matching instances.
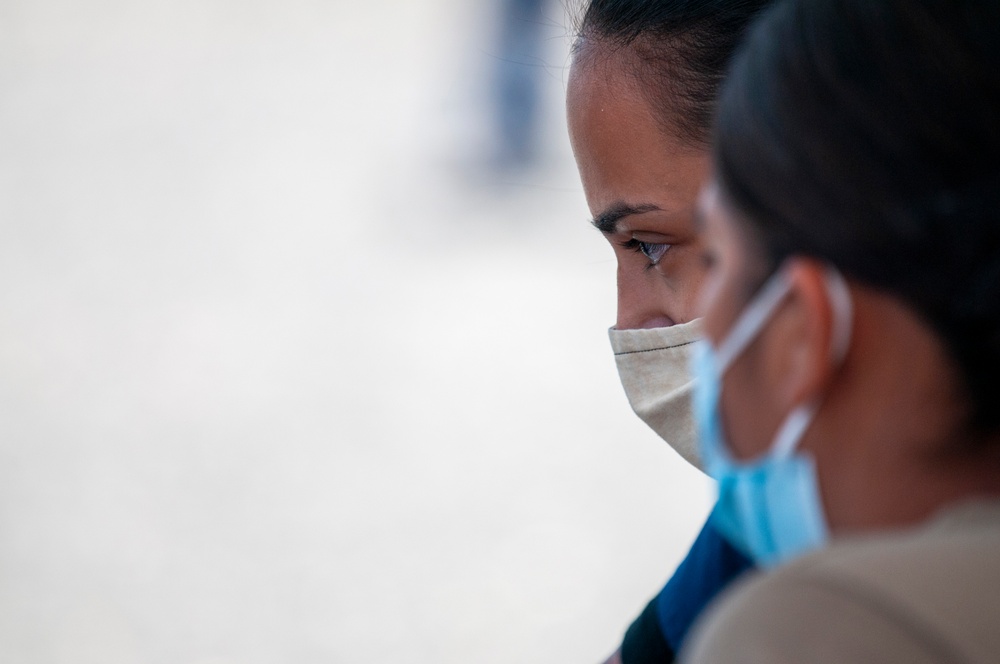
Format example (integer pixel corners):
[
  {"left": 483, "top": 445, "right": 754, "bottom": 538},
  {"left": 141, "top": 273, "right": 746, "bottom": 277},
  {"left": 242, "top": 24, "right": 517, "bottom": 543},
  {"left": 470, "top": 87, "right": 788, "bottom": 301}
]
[
  {"left": 491, "top": 0, "right": 548, "bottom": 172},
  {"left": 566, "top": 1, "right": 773, "bottom": 662},
  {"left": 680, "top": 0, "right": 1000, "bottom": 660}
]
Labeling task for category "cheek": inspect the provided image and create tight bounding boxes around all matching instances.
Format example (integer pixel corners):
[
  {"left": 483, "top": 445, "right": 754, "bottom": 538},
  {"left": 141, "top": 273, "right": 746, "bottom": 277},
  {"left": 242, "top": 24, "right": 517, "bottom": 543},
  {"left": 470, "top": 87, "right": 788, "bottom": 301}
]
[
  {"left": 613, "top": 249, "right": 652, "bottom": 301},
  {"left": 697, "top": 238, "right": 749, "bottom": 344},
  {"left": 612, "top": 248, "right": 681, "bottom": 328},
  {"left": 657, "top": 244, "right": 708, "bottom": 323},
  {"left": 698, "top": 271, "right": 731, "bottom": 344},
  {"left": 720, "top": 352, "right": 779, "bottom": 458},
  {"left": 703, "top": 273, "right": 785, "bottom": 459}
]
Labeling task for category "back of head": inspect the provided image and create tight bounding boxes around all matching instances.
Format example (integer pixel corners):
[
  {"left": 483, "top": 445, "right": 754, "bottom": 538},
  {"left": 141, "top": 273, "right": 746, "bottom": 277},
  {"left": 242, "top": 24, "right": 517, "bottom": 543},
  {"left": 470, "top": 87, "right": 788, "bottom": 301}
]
[
  {"left": 575, "top": 0, "right": 774, "bottom": 146},
  {"left": 715, "top": 0, "right": 1000, "bottom": 434}
]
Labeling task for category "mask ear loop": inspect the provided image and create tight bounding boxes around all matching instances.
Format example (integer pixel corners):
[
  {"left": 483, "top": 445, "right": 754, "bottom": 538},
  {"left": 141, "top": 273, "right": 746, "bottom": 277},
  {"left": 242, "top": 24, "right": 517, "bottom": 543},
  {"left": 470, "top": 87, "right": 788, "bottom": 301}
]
[
  {"left": 826, "top": 267, "right": 853, "bottom": 363},
  {"left": 770, "top": 266, "right": 854, "bottom": 460},
  {"left": 715, "top": 268, "right": 794, "bottom": 374}
]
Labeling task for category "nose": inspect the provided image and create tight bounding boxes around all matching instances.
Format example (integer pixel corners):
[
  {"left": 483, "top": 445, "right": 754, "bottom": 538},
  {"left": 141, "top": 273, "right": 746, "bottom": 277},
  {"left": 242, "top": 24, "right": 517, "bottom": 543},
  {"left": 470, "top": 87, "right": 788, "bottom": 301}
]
[{"left": 616, "top": 263, "right": 676, "bottom": 329}]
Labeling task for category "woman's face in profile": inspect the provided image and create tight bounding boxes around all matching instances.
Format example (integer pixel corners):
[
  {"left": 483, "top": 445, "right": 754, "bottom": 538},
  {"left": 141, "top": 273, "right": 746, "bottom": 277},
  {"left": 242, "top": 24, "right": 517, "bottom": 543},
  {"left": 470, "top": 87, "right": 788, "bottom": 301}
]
[{"left": 567, "top": 45, "right": 710, "bottom": 330}]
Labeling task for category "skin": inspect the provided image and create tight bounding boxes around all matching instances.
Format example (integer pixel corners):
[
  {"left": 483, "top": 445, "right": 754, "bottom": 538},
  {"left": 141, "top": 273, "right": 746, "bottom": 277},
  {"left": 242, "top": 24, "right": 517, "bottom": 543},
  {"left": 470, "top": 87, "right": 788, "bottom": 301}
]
[
  {"left": 567, "top": 40, "right": 713, "bottom": 664},
  {"left": 567, "top": 40, "right": 711, "bottom": 664},
  {"left": 696, "top": 180, "right": 1000, "bottom": 534},
  {"left": 567, "top": 42, "right": 710, "bottom": 330}
]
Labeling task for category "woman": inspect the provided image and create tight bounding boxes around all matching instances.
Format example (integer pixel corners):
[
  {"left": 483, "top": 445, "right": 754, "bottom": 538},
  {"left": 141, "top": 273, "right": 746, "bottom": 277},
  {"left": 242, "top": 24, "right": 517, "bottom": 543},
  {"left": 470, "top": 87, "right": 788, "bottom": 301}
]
[
  {"left": 678, "top": 0, "right": 1000, "bottom": 660},
  {"left": 566, "top": 2, "right": 772, "bottom": 662}
]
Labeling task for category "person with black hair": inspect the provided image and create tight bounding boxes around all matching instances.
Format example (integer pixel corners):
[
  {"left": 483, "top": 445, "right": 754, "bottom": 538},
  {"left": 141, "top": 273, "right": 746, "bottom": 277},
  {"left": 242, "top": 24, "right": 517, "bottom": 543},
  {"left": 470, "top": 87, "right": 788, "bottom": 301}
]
[
  {"left": 565, "top": 2, "right": 773, "bottom": 662},
  {"left": 674, "top": 0, "right": 1000, "bottom": 661}
]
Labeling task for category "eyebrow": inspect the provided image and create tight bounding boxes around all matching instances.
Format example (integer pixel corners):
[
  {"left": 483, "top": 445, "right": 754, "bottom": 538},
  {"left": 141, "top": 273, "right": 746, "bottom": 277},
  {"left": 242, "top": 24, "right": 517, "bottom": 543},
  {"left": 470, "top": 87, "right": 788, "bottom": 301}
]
[{"left": 591, "top": 202, "right": 662, "bottom": 234}]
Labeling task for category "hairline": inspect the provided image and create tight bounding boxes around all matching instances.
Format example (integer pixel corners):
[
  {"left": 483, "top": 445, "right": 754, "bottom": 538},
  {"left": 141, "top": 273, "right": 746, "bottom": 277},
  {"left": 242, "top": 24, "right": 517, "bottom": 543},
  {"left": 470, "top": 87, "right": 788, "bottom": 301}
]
[{"left": 572, "top": 31, "right": 714, "bottom": 151}]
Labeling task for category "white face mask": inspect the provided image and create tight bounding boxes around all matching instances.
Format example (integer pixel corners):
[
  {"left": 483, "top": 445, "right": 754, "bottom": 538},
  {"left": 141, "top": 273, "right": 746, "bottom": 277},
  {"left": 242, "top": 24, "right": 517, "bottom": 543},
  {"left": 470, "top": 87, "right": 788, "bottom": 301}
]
[{"left": 609, "top": 319, "right": 703, "bottom": 470}]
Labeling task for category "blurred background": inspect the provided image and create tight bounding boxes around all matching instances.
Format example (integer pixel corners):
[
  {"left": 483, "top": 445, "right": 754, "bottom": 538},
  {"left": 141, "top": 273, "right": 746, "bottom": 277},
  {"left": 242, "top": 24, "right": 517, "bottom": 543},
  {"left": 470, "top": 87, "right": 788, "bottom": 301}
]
[{"left": 0, "top": 1, "right": 713, "bottom": 662}]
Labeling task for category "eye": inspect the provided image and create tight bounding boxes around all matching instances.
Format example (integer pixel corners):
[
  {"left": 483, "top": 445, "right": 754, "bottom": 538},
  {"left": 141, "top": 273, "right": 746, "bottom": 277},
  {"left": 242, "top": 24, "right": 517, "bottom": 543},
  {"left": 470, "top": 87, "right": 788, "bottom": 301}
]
[
  {"left": 638, "top": 241, "right": 670, "bottom": 266},
  {"left": 618, "top": 238, "right": 673, "bottom": 269}
]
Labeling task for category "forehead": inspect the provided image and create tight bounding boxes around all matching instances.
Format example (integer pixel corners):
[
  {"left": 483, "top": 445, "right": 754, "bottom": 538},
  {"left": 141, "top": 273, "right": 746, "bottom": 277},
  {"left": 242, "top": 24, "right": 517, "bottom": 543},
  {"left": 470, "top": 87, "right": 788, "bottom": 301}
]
[
  {"left": 567, "top": 45, "right": 659, "bottom": 158},
  {"left": 567, "top": 49, "right": 709, "bottom": 219}
]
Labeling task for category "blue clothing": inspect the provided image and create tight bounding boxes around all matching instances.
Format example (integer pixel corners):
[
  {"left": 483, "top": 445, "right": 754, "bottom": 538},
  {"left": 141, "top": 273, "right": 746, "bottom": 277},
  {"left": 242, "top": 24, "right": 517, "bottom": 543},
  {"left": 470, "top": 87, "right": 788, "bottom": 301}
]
[
  {"left": 620, "top": 513, "right": 753, "bottom": 663},
  {"left": 656, "top": 515, "right": 753, "bottom": 652}
]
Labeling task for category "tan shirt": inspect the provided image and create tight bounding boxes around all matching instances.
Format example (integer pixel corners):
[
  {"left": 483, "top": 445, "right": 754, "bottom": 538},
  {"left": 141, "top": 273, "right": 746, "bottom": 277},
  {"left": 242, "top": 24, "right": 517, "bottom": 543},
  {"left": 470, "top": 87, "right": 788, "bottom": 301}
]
[{"left": 681, "top": 500, "right": 1000, "bottom": 663}]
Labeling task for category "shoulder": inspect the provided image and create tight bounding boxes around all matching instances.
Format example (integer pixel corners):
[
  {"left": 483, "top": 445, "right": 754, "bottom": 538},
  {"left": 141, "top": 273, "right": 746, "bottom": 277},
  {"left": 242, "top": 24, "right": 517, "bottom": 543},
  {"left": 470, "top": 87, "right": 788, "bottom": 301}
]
[{"left": 680, "top": 504, "right": 1000, "bottom": 664}]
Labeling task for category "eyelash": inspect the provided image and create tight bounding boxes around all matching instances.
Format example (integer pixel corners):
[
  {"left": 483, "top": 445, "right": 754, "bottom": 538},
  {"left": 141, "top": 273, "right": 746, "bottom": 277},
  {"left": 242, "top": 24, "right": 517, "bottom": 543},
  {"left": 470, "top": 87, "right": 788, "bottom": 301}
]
[{"left": 621, "top": 239, "right": 671, "bottom": 269}]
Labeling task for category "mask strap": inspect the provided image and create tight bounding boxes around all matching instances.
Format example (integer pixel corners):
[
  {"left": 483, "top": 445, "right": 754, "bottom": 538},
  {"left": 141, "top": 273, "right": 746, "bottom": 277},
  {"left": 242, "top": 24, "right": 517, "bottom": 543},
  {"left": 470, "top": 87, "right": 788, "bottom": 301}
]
[
  {"left": 769, "top": 402, "right": 818, "bottom": 459},
  {"left": 826, "top": 268, "right": 853, "bottom": 363},
  {"left": 770, "top": 267, "right": 854, "bottom": 460},
  {"left": 715, "top": 269, "right": 792, "bottom": 374}
]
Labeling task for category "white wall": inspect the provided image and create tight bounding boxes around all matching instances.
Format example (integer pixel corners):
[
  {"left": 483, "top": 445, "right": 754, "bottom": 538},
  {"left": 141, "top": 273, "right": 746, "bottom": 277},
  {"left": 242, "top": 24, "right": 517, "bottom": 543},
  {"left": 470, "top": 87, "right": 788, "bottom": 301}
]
[{"left": 0, "top": 2, "right": 713, "bottom": 662}]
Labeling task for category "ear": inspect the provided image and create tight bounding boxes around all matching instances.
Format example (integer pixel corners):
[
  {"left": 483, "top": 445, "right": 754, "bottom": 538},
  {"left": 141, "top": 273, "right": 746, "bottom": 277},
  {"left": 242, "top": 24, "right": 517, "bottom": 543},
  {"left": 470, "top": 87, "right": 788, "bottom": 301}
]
[{"left": 763, "top": 258, "right": 841, "bottom": 411}]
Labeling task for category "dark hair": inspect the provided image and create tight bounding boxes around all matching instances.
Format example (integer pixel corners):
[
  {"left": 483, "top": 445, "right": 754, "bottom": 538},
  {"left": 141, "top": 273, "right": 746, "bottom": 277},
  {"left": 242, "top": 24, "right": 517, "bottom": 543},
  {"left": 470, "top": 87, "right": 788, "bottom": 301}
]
[
  {"left": 715, "top": 0, "right": 1000, "bottom": 434},
  {"left": 574, "top": 0, "right": 774, "bottom": 147}
]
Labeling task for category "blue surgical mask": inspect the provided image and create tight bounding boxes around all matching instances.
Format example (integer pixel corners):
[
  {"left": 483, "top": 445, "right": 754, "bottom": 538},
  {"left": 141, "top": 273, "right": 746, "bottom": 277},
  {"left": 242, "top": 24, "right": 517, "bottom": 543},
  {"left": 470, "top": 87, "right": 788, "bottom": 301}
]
[{"left": 691, "top": 266, "right": 853, "bottom": 568}]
